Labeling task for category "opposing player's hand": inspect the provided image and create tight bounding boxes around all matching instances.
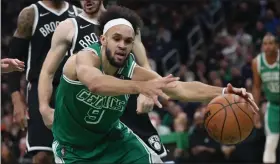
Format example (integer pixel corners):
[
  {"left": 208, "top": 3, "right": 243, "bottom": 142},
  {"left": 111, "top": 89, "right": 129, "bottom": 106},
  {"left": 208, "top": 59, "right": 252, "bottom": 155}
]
[
  {"left": 140, "top": 74, "right": 179, "bottom": 108},
  {"left": 40, "top": 106, "right": 54, "bottom": 129},
  {"left": 136, "top": 94, "right": 154, "bottom": 114},
  {"left": 13, "top": 100, "right": 29, "bottom": 131},
  {"left": 225, "top": 83, "right": 259, "bottom": 114},
  {"left": 1, "top": 58, "right": 25, "bottom": 73}
]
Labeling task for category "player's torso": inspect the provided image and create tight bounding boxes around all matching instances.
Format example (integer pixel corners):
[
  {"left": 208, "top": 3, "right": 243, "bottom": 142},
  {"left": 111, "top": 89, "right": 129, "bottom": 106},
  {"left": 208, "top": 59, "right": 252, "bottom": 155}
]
[
  {"left": 53, "top": 43, "right": 136, "bottom": 147},
  {"left": 69, "top": 15, "right": 100, "bottom": 55},
  {"left": 28, "top": 1, "right": 78, "bottom": 82},
  {"left": 258, "top": 52, "right": 280, "bottom": 104}
]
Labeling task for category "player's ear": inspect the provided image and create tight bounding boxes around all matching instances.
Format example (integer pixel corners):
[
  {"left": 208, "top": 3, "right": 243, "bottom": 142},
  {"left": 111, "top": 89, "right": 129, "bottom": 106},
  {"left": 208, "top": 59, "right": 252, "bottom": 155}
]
[{"left": 100, "top": 35, "right": 107, "bottom": 46}]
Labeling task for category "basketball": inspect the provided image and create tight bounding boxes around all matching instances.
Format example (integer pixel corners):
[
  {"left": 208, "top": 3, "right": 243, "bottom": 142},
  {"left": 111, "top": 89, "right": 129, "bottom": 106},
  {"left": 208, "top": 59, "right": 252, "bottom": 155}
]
[{"left": 204, "top": 94, "right": 254, "bottom": 145}]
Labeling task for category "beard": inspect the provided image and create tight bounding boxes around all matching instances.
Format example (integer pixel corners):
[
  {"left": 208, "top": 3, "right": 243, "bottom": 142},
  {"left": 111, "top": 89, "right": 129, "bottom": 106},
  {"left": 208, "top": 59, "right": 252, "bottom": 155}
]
[{"left": 105, "top": 46, "right": 128, "bottom": 68}]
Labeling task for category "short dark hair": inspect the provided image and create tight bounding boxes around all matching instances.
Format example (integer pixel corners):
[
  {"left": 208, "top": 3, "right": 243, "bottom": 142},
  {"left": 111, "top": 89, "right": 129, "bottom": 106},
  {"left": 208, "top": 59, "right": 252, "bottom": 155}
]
[{"left": 98, "top": 6, "right": 143, "bottom": 35}]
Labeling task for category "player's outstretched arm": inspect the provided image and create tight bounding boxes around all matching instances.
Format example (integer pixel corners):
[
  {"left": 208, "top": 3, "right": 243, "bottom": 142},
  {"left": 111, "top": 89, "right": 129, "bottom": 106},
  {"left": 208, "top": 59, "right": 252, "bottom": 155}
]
[
  {"left": 132, "top": 66, "right": 259, "bottom": 111},
  {"left": 38, "top": 19, "right": 73, "bottom": 113},
  {"left": 75, "top": 50, "right": 178, "bottom": 107},
  {"left": 8, "top": 5, "right": 34, "bottom": 130}
]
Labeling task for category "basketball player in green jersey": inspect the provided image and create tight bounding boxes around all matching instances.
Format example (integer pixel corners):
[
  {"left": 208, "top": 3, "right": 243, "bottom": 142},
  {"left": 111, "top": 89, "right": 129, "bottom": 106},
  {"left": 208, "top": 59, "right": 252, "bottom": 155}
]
[
  {"left": 52, "top": 6, "right": 258, "bottom": 164},
  {"left": 252, "top": 33, "right": 280, "bottom": 163}
]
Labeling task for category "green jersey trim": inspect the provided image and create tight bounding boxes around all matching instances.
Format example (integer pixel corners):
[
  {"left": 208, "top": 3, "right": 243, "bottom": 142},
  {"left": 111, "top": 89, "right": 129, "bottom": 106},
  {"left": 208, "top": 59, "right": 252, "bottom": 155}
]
[
  {"left": 63, "top": 75, "right": 83, "bottom": 85},
  {"left": 261, "top": 51, "right": 279, "bottom": 69}
]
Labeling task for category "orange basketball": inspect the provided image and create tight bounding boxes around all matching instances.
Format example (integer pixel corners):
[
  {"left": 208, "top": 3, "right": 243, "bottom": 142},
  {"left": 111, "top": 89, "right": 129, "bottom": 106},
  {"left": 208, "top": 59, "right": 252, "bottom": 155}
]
[{"left": 204, "top": 94, "right": 254, "bottom": 145}]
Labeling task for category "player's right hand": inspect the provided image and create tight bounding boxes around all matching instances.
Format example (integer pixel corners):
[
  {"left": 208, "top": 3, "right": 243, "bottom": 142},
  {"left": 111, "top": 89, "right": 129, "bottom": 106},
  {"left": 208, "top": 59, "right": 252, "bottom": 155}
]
[
  {"left": 40, "top": 106, "right": 54, "bottom": 129},
  {"left": 13, "top": 100, "right": 29, "bottom": 131},
  {"left": 139, "top": 74, "right": 179, "bottom": 108},
  {"left": 1, "top": 58, "right": 25, "bottom": 73}
]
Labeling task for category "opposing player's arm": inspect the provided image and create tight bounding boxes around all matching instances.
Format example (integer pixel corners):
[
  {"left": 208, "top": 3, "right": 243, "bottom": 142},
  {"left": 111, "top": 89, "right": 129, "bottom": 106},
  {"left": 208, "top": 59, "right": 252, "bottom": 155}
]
[
  {"left": 251, "top": 57, "right": 262, "bottom": 106},
  {"left": 132, "top": 29, "right": 151, "bottom": 69},
  {"left": 9, "top": 6, "right": 34, "bottom": 104},
  {"left": 75, "top": 50, "right": 142, "bottom": 96},
  {"left": 38, "top": 19, "right": 73, "bottom": 110},
  {"left": 132, "top": 66, "right": 224, "bottom": 102},
  {"left": 8, "top": 5, "right": 34, "bottom": 129}
]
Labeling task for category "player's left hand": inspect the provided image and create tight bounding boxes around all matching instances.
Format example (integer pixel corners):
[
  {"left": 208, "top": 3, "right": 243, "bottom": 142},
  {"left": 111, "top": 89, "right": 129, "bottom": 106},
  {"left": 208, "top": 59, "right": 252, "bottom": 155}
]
[
  {"left": 225, "top": 83, "right": 259, "bottom": 114},
  {"left": 1, "top": 58, "right": 25, "bottom": 73},
  {"left": 136, "top": 94, "right": 154, "bottom": 114}
]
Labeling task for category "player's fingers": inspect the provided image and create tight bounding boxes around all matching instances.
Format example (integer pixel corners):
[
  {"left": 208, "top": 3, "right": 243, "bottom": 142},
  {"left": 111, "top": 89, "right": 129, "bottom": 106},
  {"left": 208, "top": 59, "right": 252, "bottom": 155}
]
[
  {"left": 247, "top": 98, "right": 259, "bottom": 114},
  {"left": 153, "top": 96, "right": 162, "bottom": 108},
  {"left": 163, "top": 77, "right": 180, "bottom": 85},
  {"left": 227, "top": 83, "right": 233, "bottom": 92},
  {"left": 157, "top": 90, "right": 170, "bottom": 101},
  {"left": 136, "top": 98, "right": 143, "bottom": 113},
  {"left": 15, "top": 59, "right": 24, "bottom": 65},
  {"left": 162, "top": 74, "right": 173, "bottom": 79},
  {"left": 11, "top": 59, "right": 19, "bottom": 66},
  {"left": 1, "top": 63, "right": 9, "bottom": 68},
  {"left": 16, "top": 67, "right": 25, "bottom": 72}
]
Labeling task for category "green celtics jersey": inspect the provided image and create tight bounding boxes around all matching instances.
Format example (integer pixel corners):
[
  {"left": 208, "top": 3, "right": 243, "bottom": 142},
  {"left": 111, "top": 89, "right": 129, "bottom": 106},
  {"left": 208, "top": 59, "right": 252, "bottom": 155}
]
[
  {"left": 52, "top": 43, "right": 137, "bottom": 148},
  {"left": 257, "top": 52, "right": 280, "bottom": 104}
]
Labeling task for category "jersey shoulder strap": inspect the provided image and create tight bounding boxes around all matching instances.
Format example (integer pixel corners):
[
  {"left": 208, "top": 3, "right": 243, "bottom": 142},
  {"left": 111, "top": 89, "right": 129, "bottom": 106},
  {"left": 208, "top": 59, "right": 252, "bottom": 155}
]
[
  {"left": 85, "top": 43, "right": 101, "bottom": 57},
  {"left": 118, "top": 53, "right": 137, "bottom": 79}
]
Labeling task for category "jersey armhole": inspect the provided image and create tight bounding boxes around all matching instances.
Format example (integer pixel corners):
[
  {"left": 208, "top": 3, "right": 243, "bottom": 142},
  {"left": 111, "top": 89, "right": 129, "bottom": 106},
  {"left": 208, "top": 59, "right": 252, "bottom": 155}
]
[
  {"left": 256, "top": 54, "right": 261, "bottom": 74},
  {"left": 70, "top": 18, "right": 78, "bottom": 56},
  {"left": 31, "top": 4, "right": 39, "bottom": 35},
  {"left": 73, "top": 5, "right": 79, "bottom": 16}
]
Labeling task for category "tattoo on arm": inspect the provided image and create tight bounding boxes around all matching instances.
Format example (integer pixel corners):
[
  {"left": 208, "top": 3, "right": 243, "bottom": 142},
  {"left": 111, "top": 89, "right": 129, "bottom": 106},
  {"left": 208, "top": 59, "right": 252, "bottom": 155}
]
[{"left": 14, "top": 6, "right": 34, "bottom": 38}]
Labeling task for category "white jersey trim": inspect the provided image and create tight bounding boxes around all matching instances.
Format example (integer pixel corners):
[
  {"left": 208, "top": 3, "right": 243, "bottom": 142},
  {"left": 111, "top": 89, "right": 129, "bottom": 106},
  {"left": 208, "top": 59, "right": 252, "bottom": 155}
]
[
  {"left": 38, "top": 1, "right": 69, "bottom": 16},
  {"left": 26, "top": 133, "right": 53, "bottom": 152},
  {"left": 70, "top": 18, "right": 78, "bottom": 56},
  {"left": 78, "top": 14, "right": 99, "bottom": 25}
]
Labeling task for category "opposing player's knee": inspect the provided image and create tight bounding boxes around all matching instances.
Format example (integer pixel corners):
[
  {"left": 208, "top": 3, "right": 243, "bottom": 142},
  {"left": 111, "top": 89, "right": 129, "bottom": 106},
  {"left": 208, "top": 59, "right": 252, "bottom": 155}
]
[{"left": 33, "top": 151, "right": 53, "bottom": 164}]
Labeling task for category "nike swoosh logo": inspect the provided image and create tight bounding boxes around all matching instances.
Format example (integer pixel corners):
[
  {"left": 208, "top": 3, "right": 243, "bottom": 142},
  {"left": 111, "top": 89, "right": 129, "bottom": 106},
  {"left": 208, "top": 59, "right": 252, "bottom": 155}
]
[
  {"left": 40, "top": 12, "right": 50, "bottom": 17},
  {"left": 80, "top": 24, "right": 91, "bottom": 29}
]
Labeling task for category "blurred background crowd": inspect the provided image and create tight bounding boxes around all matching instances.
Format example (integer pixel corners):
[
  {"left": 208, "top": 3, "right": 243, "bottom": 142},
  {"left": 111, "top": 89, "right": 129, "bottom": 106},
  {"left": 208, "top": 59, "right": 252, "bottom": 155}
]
[{"left": 1, "top": 0, "right": 280, "bottom": 163}]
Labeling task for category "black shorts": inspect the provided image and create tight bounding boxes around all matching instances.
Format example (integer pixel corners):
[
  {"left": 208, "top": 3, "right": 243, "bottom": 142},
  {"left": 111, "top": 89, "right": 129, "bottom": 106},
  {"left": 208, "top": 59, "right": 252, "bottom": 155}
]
[
  {"left": 26, "top": 82, "right": 55, "bottom": 154},
  {"left": 120, "top": 94, "right": 168, "bottom": 157}
]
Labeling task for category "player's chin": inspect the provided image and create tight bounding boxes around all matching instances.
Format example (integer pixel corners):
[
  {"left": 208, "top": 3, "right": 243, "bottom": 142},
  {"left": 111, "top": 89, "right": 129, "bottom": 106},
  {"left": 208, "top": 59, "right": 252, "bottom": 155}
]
[{"left": 85, "top": 8, "right": 98, "bottom": 14}]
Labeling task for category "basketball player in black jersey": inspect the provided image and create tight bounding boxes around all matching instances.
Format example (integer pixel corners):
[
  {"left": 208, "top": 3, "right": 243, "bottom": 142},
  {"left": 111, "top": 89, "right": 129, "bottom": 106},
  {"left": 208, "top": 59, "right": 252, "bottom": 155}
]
[
  {"left": 38, "top": 0, "right": 168, "bottom": 158},
  {"left": 7, "top": 0, "right": 80, "bottom": 163}
]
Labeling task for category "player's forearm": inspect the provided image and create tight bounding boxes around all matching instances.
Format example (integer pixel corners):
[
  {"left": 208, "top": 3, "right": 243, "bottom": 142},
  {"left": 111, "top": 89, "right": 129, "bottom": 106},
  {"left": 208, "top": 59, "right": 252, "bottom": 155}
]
[
  {"left": 38, "top": 70, "right": 54, "bottom": 111},
  {"left": 166, "top": 81, "right": 223, "bottom": 102},
  {"left": 133, "top": 35, "right": 151, "bottom": 70},
  {"left": 11, "top": 91, "right": 26, "bottom": 105},
  {"left": 252, "top": 86, "right": 261, "bottom": 106},
  {"left": 88, "top": 75, "right": 141, "bottom": 96}
]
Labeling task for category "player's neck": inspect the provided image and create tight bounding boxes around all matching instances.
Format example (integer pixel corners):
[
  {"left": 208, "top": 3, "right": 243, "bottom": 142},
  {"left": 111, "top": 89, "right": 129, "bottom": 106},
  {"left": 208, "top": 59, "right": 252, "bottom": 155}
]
[
  {"left": 101, "top": 48, "right": 118, "bottom": 76},
  {"left": 81, "top": 12, "right": 99, "bottom": 21},
  {"left": 41, "top": 0, "right": 65, "bottom": 10},
  {"left": 265, "top": 50, "right": 279, "bottom": 64}
]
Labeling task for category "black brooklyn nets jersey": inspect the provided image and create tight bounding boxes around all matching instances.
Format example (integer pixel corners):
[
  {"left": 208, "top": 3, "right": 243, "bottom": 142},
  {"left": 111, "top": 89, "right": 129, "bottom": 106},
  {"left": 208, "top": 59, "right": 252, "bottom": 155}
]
[
  {"left": 69, "top": 15, "right": 99, "bottom": 55},
  {"left": 27, "top": 1, "right": 78, "bottom": 84}
]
